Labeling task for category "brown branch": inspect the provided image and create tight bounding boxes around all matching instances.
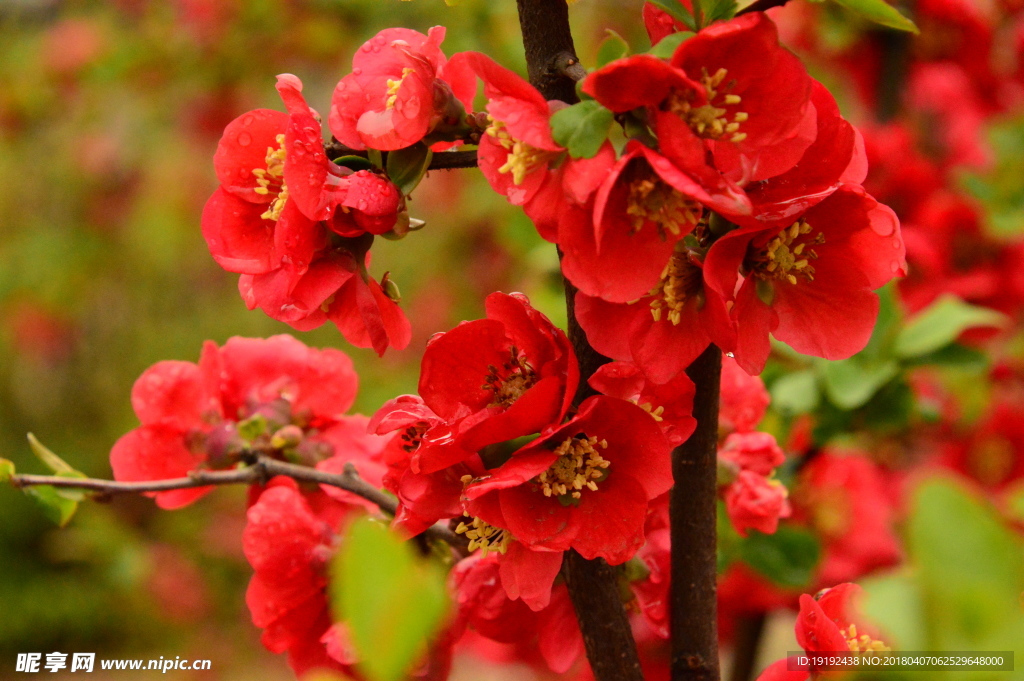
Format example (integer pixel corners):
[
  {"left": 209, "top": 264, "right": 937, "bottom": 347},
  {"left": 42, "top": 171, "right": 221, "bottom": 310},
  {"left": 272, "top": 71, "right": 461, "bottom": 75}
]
[
  {"left": 671, "top": 344, "right": 722, "bottom": 681},
  {"left": 9, "top": 456, "right": 461, "bottom": 548},
  {"left": 323, "top": 143, "right": 479, "bottom": 171},
  {"left": 736, "top": 0, "right": 792, "bottom": 14},
  {"left": 728, "top": 613, "right": 766, "bottom": 681},
  {"left": 513, "top": 1, "right": 644, "bottom": 680}
]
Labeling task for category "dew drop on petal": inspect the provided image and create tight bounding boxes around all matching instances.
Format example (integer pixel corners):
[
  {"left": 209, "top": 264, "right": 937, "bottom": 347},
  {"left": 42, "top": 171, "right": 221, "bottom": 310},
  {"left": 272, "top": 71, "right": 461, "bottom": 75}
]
[
  {"left": 892, "top": 238, "right": 901, "bottom": 249},
  {"left": 242, "top": 114, "right": 255, "bottom": 127},
  {"left": 352, "top": 67, "right": 362, "bottom": 76},
  {"left": 890, "top": 260, "right": 901, "bottom": 272},
  {"left": 358, "top": 200, "right": 368, "bottom": 210},
  {"left": 237, "top": 132, "right": 252, "bottom": 147}
]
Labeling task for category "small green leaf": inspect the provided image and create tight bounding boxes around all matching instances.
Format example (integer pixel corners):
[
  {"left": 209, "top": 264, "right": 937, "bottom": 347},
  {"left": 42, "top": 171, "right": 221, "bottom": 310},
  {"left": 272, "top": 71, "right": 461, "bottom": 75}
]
[
  {"left": 24, "top": 485, "right": 79, "bottom": 527},
  {"left": 831, "top": 0, "right": 919, "bottom": 33},
  {"left": 237, "top": 414, "right": 268, "bottom": 442},
  {"left": 0, "top": 458, "right": 14, "bottom": 483},
  {"left": 770, "top": 370, "right": 820, "bottom": 414},
  {"left": 740, "top": 525, "right": 820, "bottom": 588},
  {"left": 703, "top": 0, "right": 738, "bottom": 24},
  {"left": 596, "top": 30, "right": 630, "bottom": 68},
  {"left": 821, "top": 358, "right": 899, "bottom": 410},
  {"left": 648, "top": 30, "right": 694, "bottom": 59},
  {"left": 549, "top": 101, "right": 614, "bottom": 159},
  {"left": 332, "top": 516, "right": 449, "bottom": 681},
  {"left": 27, "top": 433, "right": 80, "bottom": 475},
  {"left": 894, "top": 295, "right": 1006, "bottom": 359},
  {"left": 904, "top": 343, "right": 989, "bottom": 371},
  {"left": 386, "top": 143, "right": 433, "bottom": 196}
]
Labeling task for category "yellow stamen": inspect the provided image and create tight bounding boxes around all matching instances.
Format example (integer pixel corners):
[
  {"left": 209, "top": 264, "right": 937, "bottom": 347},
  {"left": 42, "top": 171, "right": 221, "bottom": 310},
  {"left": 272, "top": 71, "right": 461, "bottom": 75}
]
[
  {"left": 748, "top": 219, "right": 825, "bottom": 286},
  {"left": 648, "top": 251, "right": 703, "bottom": 325},
  {"left": 253, "top": 133, "right": 289, "bottom": 222},
  {"left": 841, "top": 624, "right": 891, "bottom": 653},
  {"left": 625, "top": 169, "right": 700, "bottom": 238},
  {"left": 665, "top": 67, "right": 748, "bottom": 142},
  {"left": 485, "top": 117, "right": 558, "bottom": 186},
  {"left": 455, "top": 517, "right": 512, "bottom": 557},
  {"left": 536, "top": 435, "right": 610, "bottom": 500},
  {"left": 385, "top": 67, "right": 415, "bottom": 109}
]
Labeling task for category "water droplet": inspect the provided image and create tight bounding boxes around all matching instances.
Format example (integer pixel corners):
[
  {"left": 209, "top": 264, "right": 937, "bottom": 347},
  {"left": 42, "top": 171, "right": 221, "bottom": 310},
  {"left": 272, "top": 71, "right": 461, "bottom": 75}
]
[
  {"left": 238, "top": 168, "right": 250, "bottom": 180},
  {"left": 890, "top": 260, "right": 901, "bottom": 272},
  {"left": 358, "top": 200, "right": 368, "bottom": 211},
  {"left": 336, "top": 82, "right": 346, "bottom": 92},
  {"left": 361, "top": 45, "right": 373, "bottom": 53},
  {"left": 892, "top": 238, "right": 901, "bottom": 249},
  {"left": 308, "top": 175, "right": 319, "bottom": 187},
  {"left": 352, "top": 67, "right": 362, "bottom": 76},
  {"left": 237, "top": 132, "right": 252, "bottom": 147},
  {"left": 241, "top": 114, "right": 255, "bottom": 127}
]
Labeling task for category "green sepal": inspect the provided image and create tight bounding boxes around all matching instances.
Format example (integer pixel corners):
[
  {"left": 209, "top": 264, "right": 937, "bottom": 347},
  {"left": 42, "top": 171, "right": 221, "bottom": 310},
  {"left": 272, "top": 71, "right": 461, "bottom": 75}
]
[{"left": 386, "top": 143, "right": 433, "bottom": 196}]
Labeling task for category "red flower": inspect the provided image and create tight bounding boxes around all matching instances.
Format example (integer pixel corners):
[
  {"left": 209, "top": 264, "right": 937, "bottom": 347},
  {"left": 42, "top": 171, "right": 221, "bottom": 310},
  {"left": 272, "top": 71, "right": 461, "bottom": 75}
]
[
  {"left": 705, "top": 186, "right": 905, "bottom": 374},
  {"left": 584, "top": 13, "right": 814, "bottom": 185},
  {"left": 328, "top": 27, "right": 475, "bottom": 152},
  {"left": 451, "top": 553, "right": 584, "bottom": 673},
  {"left": 415, "top": 292, "right": 579, "bottom": 468},
  {"left": 588, "top": 360, "right": 697, "bottom": 446},
  {"left": 719, "top": 431, "right": 785, "bottom": 476},
  {"left": 757, "top": 583, "right": 890, "bottom": 680},
  {"left": 203, "top": 76, "right": 410, "bottom": 355},
  {"left": 793, "top": 451, "right": 902, "bottom": 586},
  {"left": 463, "top": 396, "right": 672, "bottom": 564},
  {"left": 243, "top": 477, "right": 358, "bottom": 676},
  {"left": 723, "top": 470, "right": 791, "bottom": 537},
  {"left": 110, "top": 335, "right": 360, "bottom": 509},
  {"left": 574, "top": 248, "right": 735, "bottom": 384},
  {"left": 795, "top": 583, "right": 890, "bottom": 656},
  {"left": 446, "top": 51, "right": 566, "bottom": 237},
  {"left": 370, "top": 394, "right": 482, "bottom": 536},
  {"left": 559, "top": 142, "right": 742, "bottom": 303}
]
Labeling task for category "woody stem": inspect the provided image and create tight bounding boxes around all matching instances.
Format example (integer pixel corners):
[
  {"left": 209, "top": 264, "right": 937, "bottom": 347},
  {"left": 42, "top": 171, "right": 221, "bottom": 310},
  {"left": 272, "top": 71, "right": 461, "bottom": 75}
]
[{"left": 671, "top": 344, "right": 722, "bottom": 681}]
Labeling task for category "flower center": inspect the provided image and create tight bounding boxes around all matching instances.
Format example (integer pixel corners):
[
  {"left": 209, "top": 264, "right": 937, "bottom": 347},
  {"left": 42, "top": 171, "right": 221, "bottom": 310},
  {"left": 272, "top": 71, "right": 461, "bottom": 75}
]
[
  {"left": 455, "top": 516, "right": 512, "bottom": 557},
  {"left": 666, "top": 67, "right": 748, "bottom": 143},
  {"left": 485, "top": 117, "right": 557, "bottom": 186},
  {"left": 536, "top": 435, "right": 611, "bottom": 500},
  {"left": 841, "top": 624, "right": 890, "bottom": 653},
  {"left": 482, "top": 346, "right": 538, "bottom": 409},
  {"left": 638, "top": 402, "right": 665, "bottom": 422},
  {"left": 626, "top": 169, "right": 700, "bottom": 238},
  {"left": 399, "top": 422, "right": 429, "bottom": 453},
  {"left": 385, "top": 67, "right": 415, "bottom": 110},
  {"left": 252, "top": 133, "right": 289, "bottom": 221},
  {"left": 748, "top": 220, "right": 825, "bottom": 286},
  {"left": 648, "top": 251, "right": 704, "bottom": 325}
]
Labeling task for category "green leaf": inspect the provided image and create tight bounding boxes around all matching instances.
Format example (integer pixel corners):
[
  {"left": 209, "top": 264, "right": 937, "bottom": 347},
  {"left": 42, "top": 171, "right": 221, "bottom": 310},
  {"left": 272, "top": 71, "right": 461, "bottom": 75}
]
[
  {"left": 703, "top": 0, "right": 738, "bottom": 23},
  {"left": 908, "top": 478, "right": 1024, "bottom": 650},
  {"left": 27, "top": 433, "right": 81, "bottom": 476},
  {"left": 740, "top": 525, "right": 820, "bottom": 588},
  {"left": 831, "top": 0, "right": 919, "bottom": 33},
  {"left": 596, "top": 30, "right": 630, "bottom": 68},
  {"left": 0, "top": 458, "right": 14, "bottom": 483},
  {"left": 331, "top": 516, "right": 449, "bottom": 681},
  {"left": 24, "top": 485, "right": 79, "bottom": 527},
  {"left": 647, "top": 0, "right": 696, "bottom": 31},
  {"left": 550, "top": 101, "right": 614, "bottom": 160},
  {"left": 821, "top": 358, "right": 899, "bottom": 410},
  {"left": 648, "top": 30, "right": 694, "bottom": 59},
  {"left": 386, "top": 143, "right": 433, "bottom": 196},
  {"left": 770, "top": 370, "right": 820, "bottom": 414},
  {"left": 237, "top": 413, "right": 268, "bottom": 442},
  {"left": 333, "top": 155, "right": 375, "bottom": 172},
  {"left": 894, "top": 295, "right": 1006, "bottom": 359},
  {"left": 903, "top": 343, "right": 989, "bottom": 372},
  {"left": 367, "top": 149, "right": 384, "bottom": 169}
]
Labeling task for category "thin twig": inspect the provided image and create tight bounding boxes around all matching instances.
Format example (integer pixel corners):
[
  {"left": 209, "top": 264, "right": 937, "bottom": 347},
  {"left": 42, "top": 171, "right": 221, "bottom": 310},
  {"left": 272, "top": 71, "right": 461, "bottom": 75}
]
[
  {"left": 323, "top": 143, "right": 479, "bottom": 171},
  {"left": 736, "top": 0, "right": 792, "bottom": 14},
  {"left": 9, "top": 456, "right": 461, "bottom": 547}
]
